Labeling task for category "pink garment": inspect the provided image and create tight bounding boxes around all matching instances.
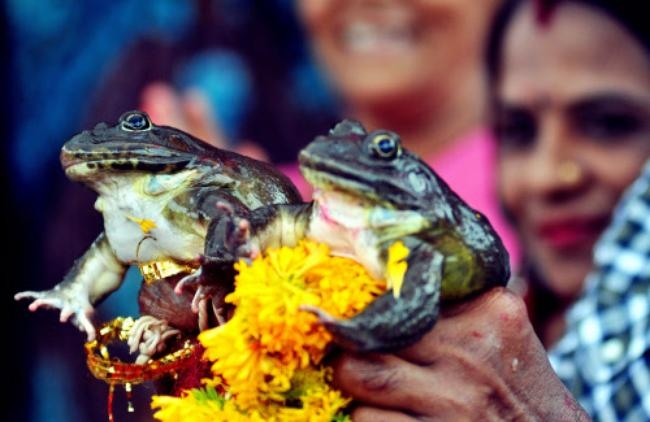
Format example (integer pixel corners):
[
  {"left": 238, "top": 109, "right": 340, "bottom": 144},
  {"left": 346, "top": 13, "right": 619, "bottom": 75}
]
[{"left": 276, "top": 129, "right": 521, "bottom": 271}]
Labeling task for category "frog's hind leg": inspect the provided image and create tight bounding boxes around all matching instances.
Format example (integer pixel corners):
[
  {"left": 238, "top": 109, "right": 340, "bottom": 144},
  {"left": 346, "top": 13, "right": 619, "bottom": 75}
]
[
  {"left": 303, "top": 250, "right": 443, "bottom": 353},
  {"left": 127, "top": 315, "right": 181, "bottom": 364}
]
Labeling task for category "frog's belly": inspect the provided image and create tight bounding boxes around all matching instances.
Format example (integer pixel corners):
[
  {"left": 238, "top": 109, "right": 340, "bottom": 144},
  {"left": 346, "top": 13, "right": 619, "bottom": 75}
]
[{"left": 102, "top": 208, "right": 205, "bottom": 264}]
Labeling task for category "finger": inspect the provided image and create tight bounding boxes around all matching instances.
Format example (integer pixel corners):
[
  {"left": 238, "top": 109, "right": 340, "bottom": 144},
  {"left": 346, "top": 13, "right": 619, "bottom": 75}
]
[
  {"left": 332, "top": 353, "right": 438, "bottom": 415},
  {"left": 351, "top": 405, "right": 418, "bottom": 422}
]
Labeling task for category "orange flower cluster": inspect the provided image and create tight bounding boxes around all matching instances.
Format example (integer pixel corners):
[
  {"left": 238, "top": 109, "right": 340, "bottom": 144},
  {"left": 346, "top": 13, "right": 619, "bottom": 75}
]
[{"left": 152, "top": 239, "right": 405, "bottom": 421}]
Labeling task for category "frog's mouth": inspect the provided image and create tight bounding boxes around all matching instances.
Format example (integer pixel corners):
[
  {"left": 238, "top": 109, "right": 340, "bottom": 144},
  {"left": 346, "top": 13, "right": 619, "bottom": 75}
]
[
  {"left": 300, "top": 165, "right": 383, "bottom": 205},
  {"left": 61, "top": 152, "right": 192, "bottom": 179}
]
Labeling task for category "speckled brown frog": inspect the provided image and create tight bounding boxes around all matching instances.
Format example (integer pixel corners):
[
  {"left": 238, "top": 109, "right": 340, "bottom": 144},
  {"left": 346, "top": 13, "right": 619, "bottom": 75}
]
[{"left": 15, "top": 110, "right": 301, "bottom": 362}]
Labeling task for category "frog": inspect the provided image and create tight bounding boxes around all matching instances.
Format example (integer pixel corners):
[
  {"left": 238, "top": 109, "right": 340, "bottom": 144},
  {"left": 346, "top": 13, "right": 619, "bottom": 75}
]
[
  {"left": 14, "top": 110, "right": 301, "bottom": 361},
  {"left": 208, "top": 119, "right": 511, "bottom": 352}
]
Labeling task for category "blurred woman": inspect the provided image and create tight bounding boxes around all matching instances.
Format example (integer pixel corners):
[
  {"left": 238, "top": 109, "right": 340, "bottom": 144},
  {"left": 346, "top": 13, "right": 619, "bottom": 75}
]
[
  {"left": 329, "top": 0, "right": 650, "bottom": 419},
  {"left": 488, "top": 0, "right": 650, "bottom": 347}
]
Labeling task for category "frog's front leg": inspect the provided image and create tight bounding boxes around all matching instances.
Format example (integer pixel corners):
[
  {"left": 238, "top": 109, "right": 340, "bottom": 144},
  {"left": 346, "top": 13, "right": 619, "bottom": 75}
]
[
  {"left": 15, "top": 232, "right": 126, "bottom": 341},
  {"left": 174, "top": 198, "right": 254, "bottom": 316},
  {"left": 303, "top": 240, "right": 443, "bottom": 353},
  {"left": 202, "top": 201, "right": 314, "bottom": 264},
  {"left": 176, "top": 201, "right": 312, "bottom": 315}
]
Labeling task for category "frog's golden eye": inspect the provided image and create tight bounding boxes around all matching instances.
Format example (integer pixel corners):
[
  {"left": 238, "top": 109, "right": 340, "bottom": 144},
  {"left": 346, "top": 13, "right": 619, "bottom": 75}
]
[
  {"left": 120, "top": 110, "right": 152, "bottom": 132},
  {"left": 369, "top": 132, "right": 401, "bottom": 160}
]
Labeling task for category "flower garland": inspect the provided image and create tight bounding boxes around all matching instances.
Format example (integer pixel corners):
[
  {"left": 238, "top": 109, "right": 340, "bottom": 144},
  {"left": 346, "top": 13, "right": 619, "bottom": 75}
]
[{"left": 151, "top": 239, "right": 408, "bottom": 421}]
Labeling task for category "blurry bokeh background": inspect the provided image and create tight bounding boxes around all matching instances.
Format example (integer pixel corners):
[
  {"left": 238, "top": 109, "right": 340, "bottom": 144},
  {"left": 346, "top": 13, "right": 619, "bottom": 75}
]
[{"left": 4, "top": 1, "right": 339, "bottom": 420}]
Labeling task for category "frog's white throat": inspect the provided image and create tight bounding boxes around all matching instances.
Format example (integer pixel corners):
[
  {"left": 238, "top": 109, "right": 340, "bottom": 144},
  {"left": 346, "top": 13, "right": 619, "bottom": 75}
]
[
  {"left": 91, "top": 173, "right": 205, "bottom": 264},
  {"left": 312, "top": 189, "right": 376, "bottom": 229}
]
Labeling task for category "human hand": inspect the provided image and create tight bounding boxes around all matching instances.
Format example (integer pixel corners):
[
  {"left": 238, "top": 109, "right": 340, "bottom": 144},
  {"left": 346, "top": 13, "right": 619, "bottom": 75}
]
[
  {"left": 140, "top": 82, "right": 269, "bottom": 161},
  {"left": 331, "top": 287, "right": 590, "bottom": 421}
]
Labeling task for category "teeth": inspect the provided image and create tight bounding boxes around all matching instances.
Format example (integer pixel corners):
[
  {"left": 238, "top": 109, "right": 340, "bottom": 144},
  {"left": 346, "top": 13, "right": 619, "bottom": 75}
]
[{"left": 344, "top": 21, "right": 413, "bottom": 53}]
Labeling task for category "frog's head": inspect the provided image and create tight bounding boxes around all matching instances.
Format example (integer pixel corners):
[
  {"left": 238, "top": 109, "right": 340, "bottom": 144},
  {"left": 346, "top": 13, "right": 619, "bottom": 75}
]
[
  {"left": 299, "top": 119, "right": 453, "bottom": 213},
  {"left": 61, "top": 110, "right": 218, "bottom": 182}
]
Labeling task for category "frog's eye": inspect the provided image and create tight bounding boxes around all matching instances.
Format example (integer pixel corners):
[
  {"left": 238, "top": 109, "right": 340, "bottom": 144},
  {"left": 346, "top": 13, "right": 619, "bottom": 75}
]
[
  {"left": 369, "top": 132, "right": 401, "bottom": 160},
  {"left": 120, "top": 111, "right": 151, "bottom": 132}
]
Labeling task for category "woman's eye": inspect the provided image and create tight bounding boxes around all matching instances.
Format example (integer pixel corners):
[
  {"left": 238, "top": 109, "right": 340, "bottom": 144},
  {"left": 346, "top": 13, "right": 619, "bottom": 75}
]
[
  {"left": 574, "top": 110, "right": 644, "bottom": 140},
  {"left": 571, "top": 97, "right": 649, "bottom": 141},
  {"left": 494, "top": 109, "right": 537, "bottom": 149}
]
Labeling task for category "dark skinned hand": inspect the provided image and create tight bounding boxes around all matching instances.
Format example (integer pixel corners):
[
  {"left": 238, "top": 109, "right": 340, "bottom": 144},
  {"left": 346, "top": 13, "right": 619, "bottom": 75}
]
[{"left": 331, "top": 287, "right": 591, "bottom": 421}]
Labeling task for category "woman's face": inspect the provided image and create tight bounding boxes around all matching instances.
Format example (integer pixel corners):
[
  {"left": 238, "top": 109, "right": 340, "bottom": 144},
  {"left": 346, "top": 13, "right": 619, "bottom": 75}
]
[
  {"left": 495, "top": 2, "right": 650, "bottom": 298},
  {"left": 297, "top": 0, "right": 500, "bottom": 107}
]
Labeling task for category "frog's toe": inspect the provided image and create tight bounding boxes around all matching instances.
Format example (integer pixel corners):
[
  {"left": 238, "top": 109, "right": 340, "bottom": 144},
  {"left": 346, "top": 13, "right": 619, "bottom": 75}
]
[
  {"left": 301, "top": 303, "right": 410, "bottom": 352},
  {"left": 127, "top": 315, "right": 180, "bottom": 360},
  {"left": 14, "top": 291, "right": 36, "bottom": 301},
  {"left": 191, "top": 285, "right": 212, "bottom": 313},
  {"left": 15, "top": 291, "right": 50, "bottom": 307},
  {"left": 78, "top": 317, "right": 97, "bottom": 341},
  {"left": 59, "top": 307, "right": 75, "bottom": 323},
  {"left": 175, "top": 270, "right": 202, "bottom": 295},
  {"left": 300, "top": 304, "right": 337, "bottom": 324},
  {"left": 60, "top": 306, "right": 95, "bottom": 339},
  {"left": 27, "top": 296, "right": 61, "bottom": 312}
]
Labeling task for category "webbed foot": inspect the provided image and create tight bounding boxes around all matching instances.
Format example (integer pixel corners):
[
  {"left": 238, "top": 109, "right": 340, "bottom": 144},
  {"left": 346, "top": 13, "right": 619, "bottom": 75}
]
[
  {"left": 15, "top": 289, "right": 96, "bottom": 340},
  {"left": 127, "top": 315, "right": 181, "bottom": 364},
  {"left": 300, "top": 304, "right": 379, "bottom": 352},
  {"left": 302, "top": 250, "right": 444, "bottom": 353},
  {"left": 204, "top": 201, "right": 259, "bottom": 261}
]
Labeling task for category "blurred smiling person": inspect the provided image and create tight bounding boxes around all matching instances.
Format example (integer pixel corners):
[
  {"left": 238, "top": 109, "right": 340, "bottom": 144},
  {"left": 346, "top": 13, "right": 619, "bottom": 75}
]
[{"left": 327, "top": 1, "right": 650, "bottom": 420}]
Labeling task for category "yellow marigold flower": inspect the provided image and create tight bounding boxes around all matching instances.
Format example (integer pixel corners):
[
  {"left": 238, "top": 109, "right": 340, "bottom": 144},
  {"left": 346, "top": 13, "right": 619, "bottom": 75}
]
[
  {"left": 154, "top": 239, "right": 387, "bottom": 421},
  {"left": 152, "top": 386, "right": 237, "bottom": 422},
  {"left": 276, "top": 367, "right": 351, "bottom": 422}
]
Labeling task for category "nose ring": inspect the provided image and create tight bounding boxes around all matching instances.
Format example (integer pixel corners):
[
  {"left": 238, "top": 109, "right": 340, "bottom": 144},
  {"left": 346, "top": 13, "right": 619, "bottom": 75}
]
[{"left": 557, "top": 160, "right": 583, "bottom": 185}]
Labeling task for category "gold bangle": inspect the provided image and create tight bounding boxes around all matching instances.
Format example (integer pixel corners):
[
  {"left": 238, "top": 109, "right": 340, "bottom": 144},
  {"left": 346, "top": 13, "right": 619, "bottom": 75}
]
[
  {"left": 139, "top": 260, "right": 198, "bottom": 284},
  {"left": 85, "top": 317, "right": 198, "bottom": 385}
]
